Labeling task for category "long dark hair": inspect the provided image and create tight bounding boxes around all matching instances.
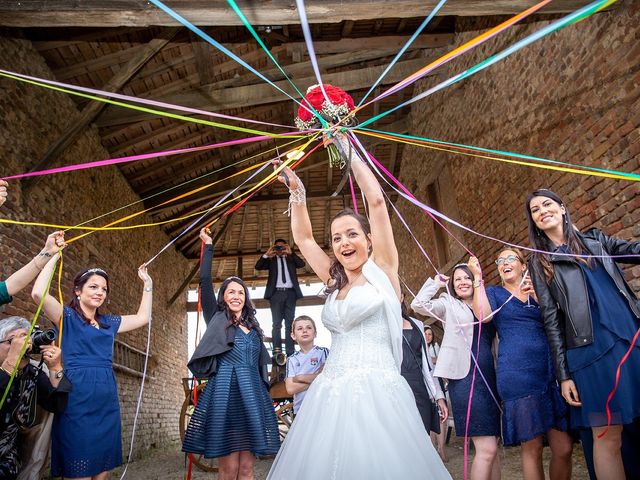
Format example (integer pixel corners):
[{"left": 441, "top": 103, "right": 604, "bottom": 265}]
[
  {"left": 525, "top": 189, "right": 591, "bottom": 282},
  {"left": 216, "top": 276, "right": 263, "bottom": 337},
  {"left": 325, "top": 208, "right": 371, "bottom": 295},
  {"left": 68, "top": 268, "right": 110, "bottom": 328}
]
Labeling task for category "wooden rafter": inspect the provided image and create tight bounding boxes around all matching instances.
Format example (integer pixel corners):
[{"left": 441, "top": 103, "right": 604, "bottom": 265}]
[
  {"left": 0, "top": 1, "right": 599, "bottom": 27},
  {"left": 23, "top": 27, "right": 179, "bottom": 191},
  {"left": 96, "top": 57, "right": 440, "bottom": 125}
]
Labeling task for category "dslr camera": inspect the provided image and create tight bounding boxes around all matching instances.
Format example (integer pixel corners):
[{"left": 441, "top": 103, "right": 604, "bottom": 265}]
[
  {"left": 30, "top": 327, "right": 57, "bottom": 354},
  {"left": 274, "top": 245, "right": 285, "bottom": 252}
]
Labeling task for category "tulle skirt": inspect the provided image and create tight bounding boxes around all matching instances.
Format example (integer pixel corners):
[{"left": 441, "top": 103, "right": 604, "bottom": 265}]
[{"left": 267, "top": 366, "right": 451, "bottom": 480}]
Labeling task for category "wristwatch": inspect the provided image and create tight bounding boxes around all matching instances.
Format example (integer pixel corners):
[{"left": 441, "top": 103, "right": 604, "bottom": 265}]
[
  {"left": 472, "top": 279, "right": 484, "bottom": 289},
  {"left": 52, "top": 369, "right": 64, "bottom": 379}
]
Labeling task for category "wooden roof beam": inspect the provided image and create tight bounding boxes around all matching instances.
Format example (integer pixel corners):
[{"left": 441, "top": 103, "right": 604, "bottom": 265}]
[
  {"left": 22, "top": 27, "right": 179, "bottom": 191},
  {"left": 97, "top": 56, "right": 440, "bottom": 126},
  {"left": 0, "top": 1, "right": 599, "bottom": 27}
]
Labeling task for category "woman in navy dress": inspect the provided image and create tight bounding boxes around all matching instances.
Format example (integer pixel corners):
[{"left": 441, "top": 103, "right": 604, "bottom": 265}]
[
  {"left": 183, "top": 228, "right": 279, "bottom": 480},
  {"left": 470, "top": 249, "right": 572, "bottom": 480},
  {"left": 412, "top": 264, "right": 501, "bottom": 479},
  {"left": 32, "top": 256, "right": 153, "bottom": 480},
  {"left": 526, "top": 189, "right": 640, "bottom": 480}
]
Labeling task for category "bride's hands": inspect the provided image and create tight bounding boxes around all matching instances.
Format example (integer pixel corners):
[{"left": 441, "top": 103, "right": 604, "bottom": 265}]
[{"left": 272, "top": 159, "right": 300, "bottom": 190}]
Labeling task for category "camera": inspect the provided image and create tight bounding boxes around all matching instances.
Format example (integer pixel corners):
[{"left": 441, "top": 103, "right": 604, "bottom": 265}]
[
  {"left": 30, "top": 328, "right": 57, "bottom": 354},
  {"left": 274, "top": 245, "right": 284, "bottom": 252}
]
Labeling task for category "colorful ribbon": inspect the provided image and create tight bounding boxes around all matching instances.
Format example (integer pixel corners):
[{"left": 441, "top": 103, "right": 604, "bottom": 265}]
[
  {"left": 355, "top": 128, "right": 640, "bottom": 182},
  {"left": 357, "top": 0, "right": 449, "bottom": 107},
  {"left": 148, "top": 0, "right": 317, "bottom": 116},
  {"left": 359, "top": 0, "right": 618, "bottom": 127},
  {"left": 1, "top": 134, "right": 298, "bottom": 181},
  {"left": 0, "top": 70, "right": 299, "bottom": 139},
  {"left": 0, "top": 69, "right": 294, "bottom": 130}
]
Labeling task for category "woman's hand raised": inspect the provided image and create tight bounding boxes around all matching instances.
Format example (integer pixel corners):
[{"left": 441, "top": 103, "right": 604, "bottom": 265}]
[
  {"left": 199, "top": 227, "right": 213, "bottom": 245},
  {"left": 138, "top": 264, "right": 152, "bottom": 287}
]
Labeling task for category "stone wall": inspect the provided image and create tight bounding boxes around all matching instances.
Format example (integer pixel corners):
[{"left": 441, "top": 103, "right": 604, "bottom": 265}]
[
  {"left": 394, "top": 0, "right": 640, "bottom": 312},
  {"left": 0, "top": 31, "right": 191, "bottom": 457}
]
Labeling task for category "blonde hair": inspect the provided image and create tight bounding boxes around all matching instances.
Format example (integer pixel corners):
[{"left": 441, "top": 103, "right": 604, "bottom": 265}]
[{"left": 291, "top": 315, "right": 317, "bottom": 333}]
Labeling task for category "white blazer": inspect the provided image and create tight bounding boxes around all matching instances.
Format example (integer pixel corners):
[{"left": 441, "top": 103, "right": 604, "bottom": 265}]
[{"left": 410, "top": 278, "right": 475, "bottom": 380}]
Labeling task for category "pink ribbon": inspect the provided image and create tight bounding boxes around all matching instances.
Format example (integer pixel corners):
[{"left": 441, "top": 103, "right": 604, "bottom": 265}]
[{"left": 1, "top": 134, "right": 298, "bottom": 181}]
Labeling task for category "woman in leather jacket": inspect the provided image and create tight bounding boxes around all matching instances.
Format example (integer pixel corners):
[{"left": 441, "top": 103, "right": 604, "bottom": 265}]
[{"left": 526, "top": 189, "right": 640, "bottom": 480}]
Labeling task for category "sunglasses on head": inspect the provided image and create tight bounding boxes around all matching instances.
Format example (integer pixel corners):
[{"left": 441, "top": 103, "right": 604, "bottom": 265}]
[{"left": 495, "top": 255, "right": 520, "bottom": 266}]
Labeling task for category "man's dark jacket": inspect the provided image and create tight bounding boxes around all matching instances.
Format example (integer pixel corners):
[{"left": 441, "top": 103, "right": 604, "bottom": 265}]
[{"left": 254, "top": 252, "right": 305, "bottom": 300}]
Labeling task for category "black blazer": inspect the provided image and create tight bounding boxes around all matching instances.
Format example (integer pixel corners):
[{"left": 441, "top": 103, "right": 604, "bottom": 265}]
[
  {"left": 188, "top": 245, "right": 271, "bottom": 385},
  {"left": 255, "top": 252, "right": 306, "bottom": 300}
]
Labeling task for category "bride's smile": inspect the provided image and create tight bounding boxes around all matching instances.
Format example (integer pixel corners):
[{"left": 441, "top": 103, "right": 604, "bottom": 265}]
[{"left": 331, "top": 215, "right": 372, "bottom": 271}]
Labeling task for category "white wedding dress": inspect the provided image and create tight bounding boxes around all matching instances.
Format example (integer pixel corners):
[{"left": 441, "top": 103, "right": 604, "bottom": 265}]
[{"left": 267, "top": 260, "right": 451, "bottom": 480}]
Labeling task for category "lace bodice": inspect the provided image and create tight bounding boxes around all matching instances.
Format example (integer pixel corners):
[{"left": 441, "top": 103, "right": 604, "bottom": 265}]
[{"left": 320, "top": 282, "right": 397, "bottom": 378}]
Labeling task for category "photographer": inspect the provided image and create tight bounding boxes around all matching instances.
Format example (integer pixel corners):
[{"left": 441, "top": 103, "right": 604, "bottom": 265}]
[
  {"left": 0, "top": 317, "right": 71, "bottom": 480},
  {"left": 255, "top": 239, "right": 305, "bottom": 357}
]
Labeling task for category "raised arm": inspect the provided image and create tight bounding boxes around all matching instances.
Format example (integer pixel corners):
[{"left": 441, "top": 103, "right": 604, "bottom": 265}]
[
  {"left": 6, "top": 231, "right": 65, "bottom": 296},
  {"left": 273, "top": 161, "right": 332, "bottom": 284},
  {"left": 199, "top": 228, "right": 218, "bottom": 322},
  {"left": 255, "top": 246, "right": 275, "bottom": 271},
  {"left": 591, "top": 228, "right": 640, "bottom": 263},
  {"left": 411, "top": 276, "right": 449, "bottom": 323},
  {"left": 32, "top": 253, "right": 64, "bottom": 327},
  {"left": 337, "top": 133, "right": 399, "bottom": 295},
  {"left": 467, "top": 256, "right": 493, "bottom": 323},
  {"left": 118, "top": 265, "right": 153, "bottom": 333}
]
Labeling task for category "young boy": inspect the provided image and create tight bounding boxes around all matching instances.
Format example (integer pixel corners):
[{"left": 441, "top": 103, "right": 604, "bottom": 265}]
[{"left": 285, "top": 315, "right": 329, "bottom": 414}]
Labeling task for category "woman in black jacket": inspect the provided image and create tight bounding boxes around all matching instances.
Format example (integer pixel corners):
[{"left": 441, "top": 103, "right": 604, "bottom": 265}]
[
  {"left": 526, "top": 189, "right": 640, "bottom": 480},
  {"left": 182, "top": 228, "right": 279, "bottom": 480}
]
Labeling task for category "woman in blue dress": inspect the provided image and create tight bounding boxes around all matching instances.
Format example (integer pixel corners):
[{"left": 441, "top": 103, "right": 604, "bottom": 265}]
[
  {"left": 526, "top": 189, "right": 640, "bottom": 480},
  {"left": 32, "top": 255, "right": 153, "bottom": 479},
  {"left": 469, "top": 249, "right": 573, "bottom": 480},
  {"left": 183, "top": 228, "right": 279, "bottom": 480}
]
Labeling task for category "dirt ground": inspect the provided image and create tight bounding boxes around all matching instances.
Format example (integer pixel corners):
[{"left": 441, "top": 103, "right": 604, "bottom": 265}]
[{"left": 111, "top": 436, "right": 590, "bottom": 479}]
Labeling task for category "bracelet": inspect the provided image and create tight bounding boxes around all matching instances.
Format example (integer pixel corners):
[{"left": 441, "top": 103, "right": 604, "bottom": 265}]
[
  {"left": 287, "top": 181, "right": 306, "bottom": 216},
  {"left": 472, "top": 279, "right": 484, "bottom": 289},
  {"left": 144, "top": 286, "right": 153, "bottom": 292}
]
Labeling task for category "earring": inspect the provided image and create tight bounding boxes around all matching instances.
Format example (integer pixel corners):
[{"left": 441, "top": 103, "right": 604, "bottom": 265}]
[{"left": 76, "top": 295, "right": 80, "bottom": 301}]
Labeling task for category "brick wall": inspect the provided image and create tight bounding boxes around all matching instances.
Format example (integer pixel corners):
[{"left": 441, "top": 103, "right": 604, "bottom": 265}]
[
  {"left": 0, "top": 31, "right": 191, "bottom": 457},
  {"left": 394, "top": 0, "right": 640, "bottom": 317}
]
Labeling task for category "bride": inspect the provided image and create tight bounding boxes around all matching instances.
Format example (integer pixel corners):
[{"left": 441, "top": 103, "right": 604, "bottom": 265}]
[{"left": 267, "top": 133, "right": 451, "bottom": 479}]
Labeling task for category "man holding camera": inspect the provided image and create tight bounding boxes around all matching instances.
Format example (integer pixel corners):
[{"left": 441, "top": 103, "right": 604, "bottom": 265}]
[
  {"left": 255, "top": 239, "right": 306, "bottom": 358},
  {"left": 0, "top": 317, "right": 71, "bottom": 480}
]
